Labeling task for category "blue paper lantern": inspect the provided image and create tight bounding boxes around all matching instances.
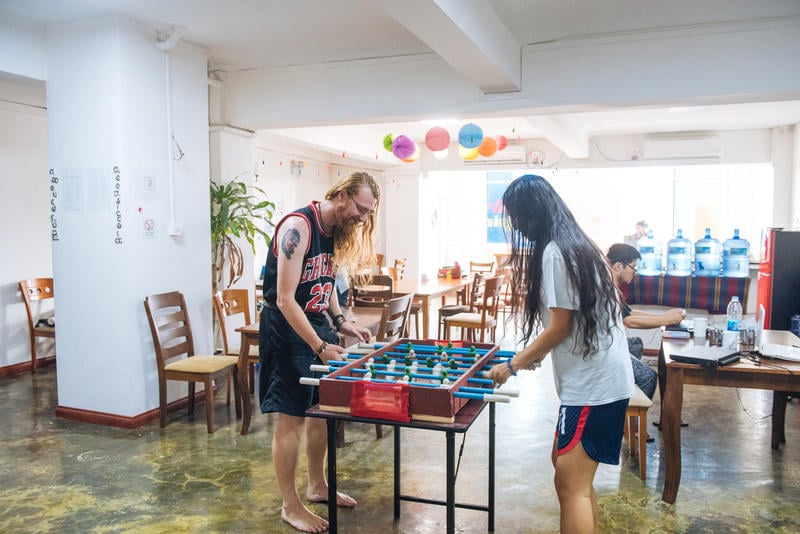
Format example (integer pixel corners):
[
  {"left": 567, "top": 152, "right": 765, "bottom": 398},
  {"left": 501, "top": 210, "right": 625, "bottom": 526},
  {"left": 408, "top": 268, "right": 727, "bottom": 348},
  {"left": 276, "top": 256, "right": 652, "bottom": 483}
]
[{"left": 458, "top": 123, "right": 483, "bottom": 149}]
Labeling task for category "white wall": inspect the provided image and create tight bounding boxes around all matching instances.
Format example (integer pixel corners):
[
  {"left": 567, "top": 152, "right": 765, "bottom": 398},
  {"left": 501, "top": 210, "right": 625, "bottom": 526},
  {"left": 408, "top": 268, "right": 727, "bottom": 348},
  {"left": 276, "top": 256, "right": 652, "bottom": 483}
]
[{"left": 0, "top": 96, "right": 52, "bottom": 366}]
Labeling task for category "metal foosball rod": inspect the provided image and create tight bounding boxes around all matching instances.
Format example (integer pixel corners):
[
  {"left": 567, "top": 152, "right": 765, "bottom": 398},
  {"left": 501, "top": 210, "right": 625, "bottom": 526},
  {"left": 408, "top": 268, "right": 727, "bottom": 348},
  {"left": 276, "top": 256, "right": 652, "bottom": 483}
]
[{"left": 359, "top": 342, "right": 516, "bottom": 358}]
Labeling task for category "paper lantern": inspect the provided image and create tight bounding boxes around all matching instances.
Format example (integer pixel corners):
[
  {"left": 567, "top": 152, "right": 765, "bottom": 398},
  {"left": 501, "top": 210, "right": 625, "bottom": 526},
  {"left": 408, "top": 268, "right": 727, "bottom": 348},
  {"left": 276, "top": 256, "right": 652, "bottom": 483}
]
[
  {"left": 458, "top": 144, "right": 479, "bottom": 160},
  {"left": 495, "top": 135, "right": 508, "bottom": 151},
  {"left": 433, "top": 148, "right": 449, "bottom": 160},
  {"left": 402, "top": 144, "right": 420, "bottom": 163},
  {"left": 392, "top": 135, "right": 416, "bottom": 160},
  {"left": 425, "top": 126, "right": 450, "bottom": 151},
  {"left": 383, "top": 133, "right": 395, "bottom": 152},
  {"left": 458, "top": 123, "right": 483, "bottom": 149},
  {"left": 478, "top": 136, "right": 497, "bottom": 157}
]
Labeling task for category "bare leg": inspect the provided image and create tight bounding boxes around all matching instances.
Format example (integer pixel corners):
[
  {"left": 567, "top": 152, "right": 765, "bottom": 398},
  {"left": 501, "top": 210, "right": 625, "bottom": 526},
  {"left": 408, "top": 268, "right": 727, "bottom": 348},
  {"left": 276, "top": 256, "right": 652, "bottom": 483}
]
[
  {"left": 273, "top": 413, "right": 328, "bottom": 533},
  {"left": 551, "top": 436, "right": 599, "bottom": 534},
  {"left": 305, "top": 416, "right": 357, "bottom": 507}
]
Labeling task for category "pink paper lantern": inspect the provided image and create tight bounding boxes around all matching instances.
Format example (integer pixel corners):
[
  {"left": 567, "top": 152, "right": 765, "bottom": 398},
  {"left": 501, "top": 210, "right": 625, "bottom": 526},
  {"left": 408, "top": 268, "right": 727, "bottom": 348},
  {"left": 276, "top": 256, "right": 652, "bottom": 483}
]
[
  {"left": 392, "top": 135, "right": 416, "bottom": 160},
  {"left": 495, "top": 135, "right": 508, "bottom": 151},
  {"left": 425, "top": 126, "right": 450, "bottom": 152}
]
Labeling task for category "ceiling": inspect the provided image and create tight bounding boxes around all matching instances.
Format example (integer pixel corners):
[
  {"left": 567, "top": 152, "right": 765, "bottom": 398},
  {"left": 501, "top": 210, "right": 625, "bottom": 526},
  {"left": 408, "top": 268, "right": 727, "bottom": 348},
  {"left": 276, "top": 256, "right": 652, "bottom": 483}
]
[{"left": 3, "top": 0, "right": 800, "bottom": 162}]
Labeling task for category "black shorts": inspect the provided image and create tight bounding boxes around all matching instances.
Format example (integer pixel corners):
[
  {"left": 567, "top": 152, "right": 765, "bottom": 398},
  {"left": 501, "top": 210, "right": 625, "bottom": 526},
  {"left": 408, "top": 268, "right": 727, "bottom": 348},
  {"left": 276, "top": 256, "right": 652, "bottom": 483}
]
[
  {"left": 258, "top": 307, "right": 338, "bottom": 417},
  {"left": 555, "top": 398, "right": 629, "bottom": 465}
]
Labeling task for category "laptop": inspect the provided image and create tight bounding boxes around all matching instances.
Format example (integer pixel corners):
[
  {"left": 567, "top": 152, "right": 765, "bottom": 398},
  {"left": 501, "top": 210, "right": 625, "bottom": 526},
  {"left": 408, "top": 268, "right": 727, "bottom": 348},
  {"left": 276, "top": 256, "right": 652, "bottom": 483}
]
[{"left": 669, "top": 345, "right": 741, "bottom": 367}]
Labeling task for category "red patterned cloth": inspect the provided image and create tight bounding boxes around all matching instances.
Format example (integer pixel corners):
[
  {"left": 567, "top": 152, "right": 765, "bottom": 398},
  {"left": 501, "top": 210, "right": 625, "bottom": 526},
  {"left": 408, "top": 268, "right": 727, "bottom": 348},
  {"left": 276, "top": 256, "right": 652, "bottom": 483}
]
[{"left": 622, "top": 275, "right": 749, "bottom": 314}]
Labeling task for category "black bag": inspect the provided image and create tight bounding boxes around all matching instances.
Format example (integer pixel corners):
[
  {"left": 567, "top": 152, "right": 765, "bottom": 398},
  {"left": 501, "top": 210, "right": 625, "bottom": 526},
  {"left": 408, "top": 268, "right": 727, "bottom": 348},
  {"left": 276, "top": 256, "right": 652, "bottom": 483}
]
[{"left": 627, "top": 336, "right": 644, "bottom": 360}]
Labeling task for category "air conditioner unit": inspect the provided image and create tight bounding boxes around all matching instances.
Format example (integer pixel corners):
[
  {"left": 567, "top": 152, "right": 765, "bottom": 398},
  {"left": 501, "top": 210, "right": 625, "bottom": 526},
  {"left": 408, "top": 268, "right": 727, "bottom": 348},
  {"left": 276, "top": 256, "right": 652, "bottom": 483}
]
[
  {"left": 463, "top": 145, "right": 527, "bottom": 165},
  {"left": 642, "top": 135, "right": 721, "bottom": 160}
]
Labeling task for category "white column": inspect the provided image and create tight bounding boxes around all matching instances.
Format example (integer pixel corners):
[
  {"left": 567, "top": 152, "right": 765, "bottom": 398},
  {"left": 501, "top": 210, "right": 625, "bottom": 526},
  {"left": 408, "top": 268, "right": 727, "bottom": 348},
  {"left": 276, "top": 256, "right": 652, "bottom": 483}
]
[{"left": 46, "top": 16, "right": 210, "bottom": 419}]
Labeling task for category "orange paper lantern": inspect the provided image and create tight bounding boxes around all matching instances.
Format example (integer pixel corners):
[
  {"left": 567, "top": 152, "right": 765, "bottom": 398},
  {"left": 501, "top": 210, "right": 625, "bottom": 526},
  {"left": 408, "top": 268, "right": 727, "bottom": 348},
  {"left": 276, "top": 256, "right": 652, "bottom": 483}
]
[{"left": 478, "top": 136, "right": 497, "bottom": 157}]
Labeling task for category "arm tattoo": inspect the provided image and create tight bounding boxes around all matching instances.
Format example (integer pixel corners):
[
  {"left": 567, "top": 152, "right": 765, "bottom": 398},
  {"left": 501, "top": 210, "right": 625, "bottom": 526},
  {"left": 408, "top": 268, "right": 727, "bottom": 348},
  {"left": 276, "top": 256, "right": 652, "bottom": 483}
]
[{"left": 281, "top": 228, "right": 301, "bottom": 259}]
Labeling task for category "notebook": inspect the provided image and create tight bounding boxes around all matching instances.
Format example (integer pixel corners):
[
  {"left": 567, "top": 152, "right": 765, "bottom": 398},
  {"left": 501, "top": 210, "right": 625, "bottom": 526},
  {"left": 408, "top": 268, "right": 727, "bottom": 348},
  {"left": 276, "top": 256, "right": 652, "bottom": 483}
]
[
  {"left": 669, "top": 345, "right": 741, "bottom": 367},
  {"left": 758, "top": 343, "right": 800, "bottom": 362}
]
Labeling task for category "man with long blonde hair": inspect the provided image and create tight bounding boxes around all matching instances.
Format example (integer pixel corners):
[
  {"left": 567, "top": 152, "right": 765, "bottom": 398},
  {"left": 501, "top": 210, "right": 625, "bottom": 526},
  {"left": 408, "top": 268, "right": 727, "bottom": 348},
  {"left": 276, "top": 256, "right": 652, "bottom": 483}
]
[{"left": 259, "top": 171, "right": 380, "bottom": 533}]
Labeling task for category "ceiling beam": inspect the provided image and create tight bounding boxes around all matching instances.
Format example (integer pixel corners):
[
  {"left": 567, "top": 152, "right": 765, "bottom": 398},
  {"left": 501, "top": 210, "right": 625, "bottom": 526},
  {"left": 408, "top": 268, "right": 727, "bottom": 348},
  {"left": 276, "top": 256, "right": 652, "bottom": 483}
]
[
  {"left": 522, "top": 115, "right": 590, "bottom": 159},
  {"left": 377, "top": 0, "right": 520, "bottom": 94}
]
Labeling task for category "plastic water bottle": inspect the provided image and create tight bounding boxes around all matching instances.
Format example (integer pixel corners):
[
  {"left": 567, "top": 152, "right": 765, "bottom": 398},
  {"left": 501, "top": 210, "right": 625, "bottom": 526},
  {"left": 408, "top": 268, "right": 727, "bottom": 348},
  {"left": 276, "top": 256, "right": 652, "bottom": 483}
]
[
  {"left": 694, "top": 228, "right": 722, "bottom": 277},
  {"left": 726, "top": 296, "right": 742, "bottom": 331},
  {"left": 722, "top": 229, "right": 750, "bottom": 278},
  {"left": 665, "top": 229, "right": 692, "bottom": 276},
  {"left": 637, "top": 230, "right": 663, "bottom": 276}
]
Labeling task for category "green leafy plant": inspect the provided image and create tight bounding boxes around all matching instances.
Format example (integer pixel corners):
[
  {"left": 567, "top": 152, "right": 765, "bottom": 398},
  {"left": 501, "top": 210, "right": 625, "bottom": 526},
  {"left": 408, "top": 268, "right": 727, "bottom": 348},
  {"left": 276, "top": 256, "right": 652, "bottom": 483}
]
[{"left": 210, "top": 176, "right": 275, "bottom": 293}]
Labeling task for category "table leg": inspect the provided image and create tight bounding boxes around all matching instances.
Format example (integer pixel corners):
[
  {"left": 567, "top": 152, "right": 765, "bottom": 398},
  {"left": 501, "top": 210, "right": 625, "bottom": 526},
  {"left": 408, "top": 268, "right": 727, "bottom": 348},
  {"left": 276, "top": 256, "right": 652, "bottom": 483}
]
[
  {"left": 488, "top": 403, "right": 495, "bottom": 532},
  {"left": 661, "top": 367, "right": 684, "bottom": 503},
  {"left": 771, "top": 391, "right": 790, "bottom": 449},
  {"left": 394, "top": 425, "right": 401, "bottom": 519},
  {"left": 238, "top": 341, "right": 252, "bottom": 435},
  {"left": 327, "top": 418, "right": 338, "bottom": 533},
  {"left": 446, "top": 430, "right": 454, "bottom": 534},
  {"left": 421, "top": 296, "right": 430, "bottom": 339}
]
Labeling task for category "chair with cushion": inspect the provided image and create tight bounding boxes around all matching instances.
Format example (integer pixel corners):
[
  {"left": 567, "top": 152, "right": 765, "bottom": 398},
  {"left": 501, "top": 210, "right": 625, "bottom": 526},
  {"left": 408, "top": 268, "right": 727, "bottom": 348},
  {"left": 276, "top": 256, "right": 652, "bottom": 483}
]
[
  {"left": 445, "top": 275, "right": 504, "bottom": 343},
  {"left": 144, "top": 291, "right": 241, "bottom": 433},
  {"left": 437, "top": 272, "right": 486, "bottom": 339},
  {"left": 18, "top": 278, "right": 56, "bottom": 373},
  {"left": 624, "top": 385, "right": 653, "bottom": 480},
  {"left": 213, "top": 289, "right": 259, "bottom": 399}
]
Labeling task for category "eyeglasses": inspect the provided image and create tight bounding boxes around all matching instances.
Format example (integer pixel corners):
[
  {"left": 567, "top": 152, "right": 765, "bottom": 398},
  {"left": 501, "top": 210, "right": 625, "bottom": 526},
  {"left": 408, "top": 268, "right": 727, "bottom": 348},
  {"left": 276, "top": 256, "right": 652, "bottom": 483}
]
[
  {"left": 624, "top": 263, "right": 638, "bottom": 274},
  {"left": 350, "top": 196, "right": 375, "bottom": 217}
]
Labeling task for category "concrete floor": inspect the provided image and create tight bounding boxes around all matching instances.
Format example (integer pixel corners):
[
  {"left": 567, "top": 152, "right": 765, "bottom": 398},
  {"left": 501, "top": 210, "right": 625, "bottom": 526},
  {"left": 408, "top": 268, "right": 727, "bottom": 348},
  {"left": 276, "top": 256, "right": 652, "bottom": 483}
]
[{"left": 1, "top": 341, "right": 799, "bottom": 533}]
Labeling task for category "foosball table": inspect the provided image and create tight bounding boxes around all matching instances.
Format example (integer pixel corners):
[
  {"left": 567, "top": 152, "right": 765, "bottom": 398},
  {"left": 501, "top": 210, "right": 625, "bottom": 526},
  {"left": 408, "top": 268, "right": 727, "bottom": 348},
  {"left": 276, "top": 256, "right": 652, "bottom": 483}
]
[
  {"left": 301, "top": 338, "right": 518, "bottom": 423},
  {"left": 302, "top": 338, "right": 517, "bottom": 534}
]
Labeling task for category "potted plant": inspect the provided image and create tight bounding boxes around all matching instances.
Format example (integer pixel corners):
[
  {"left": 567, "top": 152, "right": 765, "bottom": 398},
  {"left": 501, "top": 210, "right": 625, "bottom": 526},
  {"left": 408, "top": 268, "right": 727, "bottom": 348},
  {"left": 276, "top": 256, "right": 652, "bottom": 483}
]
[{"left": 210, "top": 175, "right": 275, "bottom": 294}]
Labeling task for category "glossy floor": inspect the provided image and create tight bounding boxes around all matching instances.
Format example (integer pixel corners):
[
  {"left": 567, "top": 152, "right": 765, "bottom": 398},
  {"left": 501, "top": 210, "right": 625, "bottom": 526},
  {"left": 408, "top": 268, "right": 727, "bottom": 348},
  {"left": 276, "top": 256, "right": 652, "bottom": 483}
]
[{"left": 1, "top": 349, "right": 799, "bottom": 533}]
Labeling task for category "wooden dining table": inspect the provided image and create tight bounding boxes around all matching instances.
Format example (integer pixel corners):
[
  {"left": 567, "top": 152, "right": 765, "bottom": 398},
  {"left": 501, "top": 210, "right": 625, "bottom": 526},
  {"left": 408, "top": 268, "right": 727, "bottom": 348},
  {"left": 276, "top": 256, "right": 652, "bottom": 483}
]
[
  {"left": 235, "top": 306, "right": 384, "bottom": 435},
  {"left": 658, "top": 330, "right": 800, "bottom": 503},
  {"left": 393, "top": 276, "right": 472, "bottom": 339}
]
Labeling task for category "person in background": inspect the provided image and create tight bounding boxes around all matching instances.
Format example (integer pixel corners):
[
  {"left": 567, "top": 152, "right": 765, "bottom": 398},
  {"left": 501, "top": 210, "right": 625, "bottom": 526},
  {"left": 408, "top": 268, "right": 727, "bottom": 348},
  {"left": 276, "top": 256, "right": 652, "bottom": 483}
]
[
  {"left": 606, "top": 243, "right": 686, "bottom": 401},
  {"left": 486, "top": 174, "right": 633, "bottom": 534},
  {"left": 259, "top": 172, "right": 379, "bottom": 533},
  {"left": 624, "top": 219, "right": 649, "bottom": 247}
]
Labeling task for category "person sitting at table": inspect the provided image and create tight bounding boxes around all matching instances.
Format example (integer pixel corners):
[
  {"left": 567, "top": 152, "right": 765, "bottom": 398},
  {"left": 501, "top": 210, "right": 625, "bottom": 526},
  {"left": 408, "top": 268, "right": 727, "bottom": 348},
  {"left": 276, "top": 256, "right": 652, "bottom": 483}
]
[
  {"left": 259, "top": 171, "right": 378, "bottom": 533},
  {"left": 607, "top": 243, "right": 686, "bottom": 401}
]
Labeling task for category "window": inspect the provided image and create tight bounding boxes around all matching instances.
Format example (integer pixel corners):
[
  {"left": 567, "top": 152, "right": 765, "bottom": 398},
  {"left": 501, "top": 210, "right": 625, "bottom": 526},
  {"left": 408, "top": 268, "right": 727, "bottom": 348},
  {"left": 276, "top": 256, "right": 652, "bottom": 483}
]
[{"left": 428, "top": 164, "right": 773, "bottom": 268}]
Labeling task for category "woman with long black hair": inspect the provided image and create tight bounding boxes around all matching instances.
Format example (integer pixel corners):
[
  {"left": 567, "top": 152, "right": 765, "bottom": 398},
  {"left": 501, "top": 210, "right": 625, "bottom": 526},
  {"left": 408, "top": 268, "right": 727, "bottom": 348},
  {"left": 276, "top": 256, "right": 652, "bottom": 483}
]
[{"left": 486, "top": 174, "right": 633, "bottom": 533}]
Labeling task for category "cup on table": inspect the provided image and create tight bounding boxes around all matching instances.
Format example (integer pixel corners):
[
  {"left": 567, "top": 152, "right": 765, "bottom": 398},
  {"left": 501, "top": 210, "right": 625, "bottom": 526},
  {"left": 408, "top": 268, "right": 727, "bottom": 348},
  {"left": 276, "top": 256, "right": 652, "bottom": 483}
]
[
  {"left": 692, "top": 317, "right": 708, "bottom": 343},
  {"left": 722, "top": 330, "right": 739, "bottom": 350}
]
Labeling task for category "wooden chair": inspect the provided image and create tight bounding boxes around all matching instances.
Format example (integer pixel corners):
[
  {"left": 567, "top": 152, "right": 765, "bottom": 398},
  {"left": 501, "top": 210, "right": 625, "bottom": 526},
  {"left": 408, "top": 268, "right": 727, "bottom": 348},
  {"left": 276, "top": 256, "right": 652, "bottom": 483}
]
[
  {"left": 18, "top": 278, "right": 56, "bottom": 373},
  {"left": 445, "top": 275, "right": 504, "bottom": 343},
  {"left": 144, "top": 291, "right": 241, "bottom": 433},
  {"left": 624, "top": 385, "right": 653, "bottom": 481},
  {"left": 353, "top": 274, "right": 394, "bottom": 306},
  {"left": 437, "top": 272, "right": 486, "bottom": 338},
  {"left": 376, "top": 293, "right": 415, "bottom": 343},
  {"left": 388, "top": 259, "right": 421, "bottom": 337},
  {"left": 213, "top": 289, "right": 259, "bottom": 399},
  {"left": 375, "top": 253, "right": 385, "bottom": 273}
]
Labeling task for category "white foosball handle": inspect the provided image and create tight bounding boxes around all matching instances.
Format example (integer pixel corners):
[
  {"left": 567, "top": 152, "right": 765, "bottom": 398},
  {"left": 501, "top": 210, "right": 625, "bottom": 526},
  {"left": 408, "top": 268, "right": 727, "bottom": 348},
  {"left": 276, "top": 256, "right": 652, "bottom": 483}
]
[
  {"left": 299, "top": 377, "right": 320, "bottom": 386},
  {"left": 310, "top": 364, "right": 331, "bottom": 373},
  {"left": 483, "top": 394, "right": 510, "bottom": 403},
  {"left": 495, "top": 388, "right": 520, "bottom": 398}
]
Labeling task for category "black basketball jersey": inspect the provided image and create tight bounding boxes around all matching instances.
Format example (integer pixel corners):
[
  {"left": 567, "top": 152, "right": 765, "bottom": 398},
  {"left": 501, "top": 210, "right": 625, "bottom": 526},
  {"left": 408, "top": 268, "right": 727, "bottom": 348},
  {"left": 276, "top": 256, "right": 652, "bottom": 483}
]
[{"left": 262, "top": 202, "right": 335, "bottom": 314}]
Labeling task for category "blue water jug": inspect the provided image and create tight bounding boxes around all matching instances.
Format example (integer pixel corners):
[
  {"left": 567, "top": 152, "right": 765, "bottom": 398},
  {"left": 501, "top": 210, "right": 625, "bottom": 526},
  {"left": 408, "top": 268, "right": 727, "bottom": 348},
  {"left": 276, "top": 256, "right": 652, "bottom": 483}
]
[
  {"left": 694, "top": 228, "right": 722, "bottom": 277},
  {"left": 722, "top": 229, "right": 750, "bottom": 278},
  {"left": 637, "top": 230, "right": 663, "bottom": 276},
  {"left": 665, "top": 229, "right": 692, "bottom": 276}
]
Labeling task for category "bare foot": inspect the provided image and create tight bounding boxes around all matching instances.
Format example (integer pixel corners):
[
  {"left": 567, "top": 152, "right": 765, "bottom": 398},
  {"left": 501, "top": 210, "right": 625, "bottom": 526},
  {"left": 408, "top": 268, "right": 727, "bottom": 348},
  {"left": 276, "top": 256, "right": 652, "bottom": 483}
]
[
  {"left": 281, "top": 503, "right": 329, "bottom": 533},
  {"left": 307, "top": 490, "right": 357, "bottom": 508}
]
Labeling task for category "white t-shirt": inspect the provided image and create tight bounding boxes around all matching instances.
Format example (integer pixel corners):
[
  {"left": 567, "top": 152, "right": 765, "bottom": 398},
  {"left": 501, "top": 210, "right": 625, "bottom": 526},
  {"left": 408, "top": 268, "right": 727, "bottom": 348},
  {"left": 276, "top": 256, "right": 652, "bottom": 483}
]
[{"left": 539, "top": 242, "right": 633, "bottom": 405}]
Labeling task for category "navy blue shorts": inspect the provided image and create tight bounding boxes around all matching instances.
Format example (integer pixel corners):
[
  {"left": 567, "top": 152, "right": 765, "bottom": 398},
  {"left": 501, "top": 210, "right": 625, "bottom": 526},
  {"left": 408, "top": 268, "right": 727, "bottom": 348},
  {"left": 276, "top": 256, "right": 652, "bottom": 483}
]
[
  {"left": 258, "top": 307, "right": 339, "bottom": 417},
  {"left": 555, "top": 398, "right": 629, "bottom": 465}
]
